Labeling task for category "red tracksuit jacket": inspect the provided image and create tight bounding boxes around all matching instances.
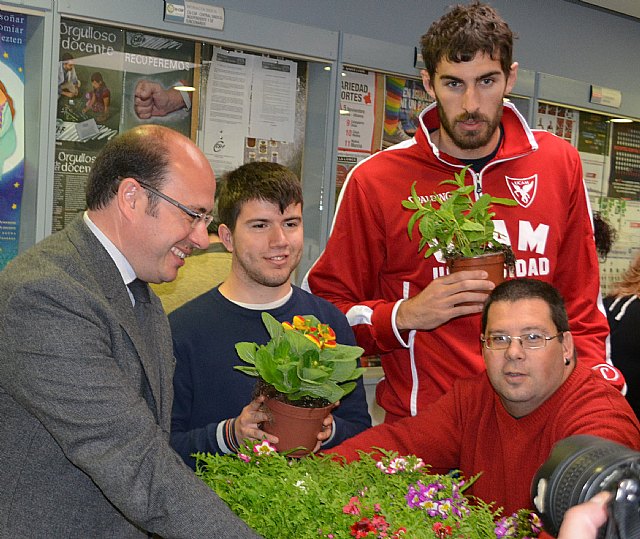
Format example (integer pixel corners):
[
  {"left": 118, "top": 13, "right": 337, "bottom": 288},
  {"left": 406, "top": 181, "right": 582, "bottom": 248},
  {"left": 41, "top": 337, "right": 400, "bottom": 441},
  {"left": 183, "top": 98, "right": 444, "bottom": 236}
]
[{"left": 306, "top": 102, "right": 621, "bottom": 419}]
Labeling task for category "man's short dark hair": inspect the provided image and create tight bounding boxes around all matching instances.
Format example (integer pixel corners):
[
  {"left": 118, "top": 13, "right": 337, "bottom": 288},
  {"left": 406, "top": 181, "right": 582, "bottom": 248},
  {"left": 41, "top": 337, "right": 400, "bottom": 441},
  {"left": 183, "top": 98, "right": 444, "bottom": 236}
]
[
  {"left": 481, "top": 278, "right": 569, "bottom": 334},
  {"left": 420, "top": 1, "right": 515, "bottom": 79},
  {"left": 85, "top": 125, "right": 171, "bottom": 213},
  {"left": 216, "top": 162, "right": 303, "bottom": 231}
]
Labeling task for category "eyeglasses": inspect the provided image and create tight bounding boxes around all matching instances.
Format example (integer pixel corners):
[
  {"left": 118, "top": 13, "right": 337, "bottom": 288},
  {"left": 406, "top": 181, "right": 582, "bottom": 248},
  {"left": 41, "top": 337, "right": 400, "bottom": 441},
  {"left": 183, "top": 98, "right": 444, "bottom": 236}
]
[
  {"left": 481, "top": 333, "right": 563, "bottom": 350},
  {"left": 135, "top": 179, "right": 213, "bottom": 229}
]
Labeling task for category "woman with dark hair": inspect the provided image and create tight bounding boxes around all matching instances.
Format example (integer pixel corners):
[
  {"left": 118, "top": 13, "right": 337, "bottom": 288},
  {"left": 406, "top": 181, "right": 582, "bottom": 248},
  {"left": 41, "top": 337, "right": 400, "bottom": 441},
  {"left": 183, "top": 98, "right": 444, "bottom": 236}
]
[{"left": 83, "top": 71, "right": 110, "bottom": 123}]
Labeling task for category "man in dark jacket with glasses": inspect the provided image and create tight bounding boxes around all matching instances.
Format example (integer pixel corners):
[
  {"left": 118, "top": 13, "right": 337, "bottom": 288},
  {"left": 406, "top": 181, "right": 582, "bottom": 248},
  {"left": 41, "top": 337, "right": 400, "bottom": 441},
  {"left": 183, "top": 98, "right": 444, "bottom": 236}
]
[{"left": 0, "top": 125, "right": 260, "bottom": 538}]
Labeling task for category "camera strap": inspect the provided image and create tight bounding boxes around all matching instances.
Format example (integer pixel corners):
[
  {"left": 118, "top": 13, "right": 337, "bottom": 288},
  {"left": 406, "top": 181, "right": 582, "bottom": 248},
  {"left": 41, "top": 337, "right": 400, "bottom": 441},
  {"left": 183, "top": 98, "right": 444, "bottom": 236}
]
[{"left": 605, "top": 479, "right": 640, "bottom": 539}]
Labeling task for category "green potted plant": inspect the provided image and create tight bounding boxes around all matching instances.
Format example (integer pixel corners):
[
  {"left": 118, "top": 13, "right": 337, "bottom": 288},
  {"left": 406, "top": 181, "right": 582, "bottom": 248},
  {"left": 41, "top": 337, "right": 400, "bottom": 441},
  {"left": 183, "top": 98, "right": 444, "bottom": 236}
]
[
  {"left": 235, "top": 312, "right": 365, "bottom": 456},
  {"left": 195, "top": 440, "right": 543, "bottom": 539},
  {"left": 402, "top": 165, "right": 517, "bottom": 286}
]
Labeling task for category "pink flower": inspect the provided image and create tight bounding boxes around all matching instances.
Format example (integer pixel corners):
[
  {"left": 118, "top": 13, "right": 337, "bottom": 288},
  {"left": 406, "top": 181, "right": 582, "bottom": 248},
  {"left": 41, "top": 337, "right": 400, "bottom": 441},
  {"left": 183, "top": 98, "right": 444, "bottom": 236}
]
[
  {"left": 343, "top": 496, "right": 361, "bottom": 515},
  {"left": 238, "top": 453, "right": 251, "bottom": 463}
]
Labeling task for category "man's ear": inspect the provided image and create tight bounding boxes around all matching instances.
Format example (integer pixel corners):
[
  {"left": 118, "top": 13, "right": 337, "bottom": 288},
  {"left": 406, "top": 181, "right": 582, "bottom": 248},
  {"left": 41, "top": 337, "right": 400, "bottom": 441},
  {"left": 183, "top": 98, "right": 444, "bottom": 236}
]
[
  {"left": 421, "top": 69, "right": 436, "bottom": 100},
  {"left": 118, "top": 177, "right": 143, "bottom": 219},
  {"left": 561, "top": 331, "right": 575, "bottom": 363},
  {"left": 218, "top": 223, "right": 234, "bottom": 252},
  {"left": 505, "top": 61, "right": 519, "bottom": 96}
]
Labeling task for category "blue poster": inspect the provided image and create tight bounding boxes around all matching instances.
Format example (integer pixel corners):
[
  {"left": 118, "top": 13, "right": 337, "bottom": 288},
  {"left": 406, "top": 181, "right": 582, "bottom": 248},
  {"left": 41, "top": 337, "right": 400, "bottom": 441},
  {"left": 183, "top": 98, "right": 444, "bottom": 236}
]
[{"left": 0, "top": 9, "right": 26, "bottom": 270}]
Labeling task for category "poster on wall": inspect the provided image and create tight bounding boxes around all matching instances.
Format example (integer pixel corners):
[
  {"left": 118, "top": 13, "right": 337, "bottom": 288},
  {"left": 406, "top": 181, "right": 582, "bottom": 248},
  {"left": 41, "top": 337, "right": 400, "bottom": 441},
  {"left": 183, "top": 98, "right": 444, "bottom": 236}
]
[
  {"left": 535, "top": 102, "right": 578, "bottom": 146},
  {"left": 242, "top": 61, "right": 306, "bottom": 179},
  {"left": 120, "top": 30, "right": 195, "bottom": 136},
  {"left": 56, "top": 20, "right": 123, "bottom": 142},
  {"left": 335, "top": 67, "right": 377, "bottom": 198},
  {"left": 202, "top": 48, "right": 252, "bottom": 175},
  {"left": 202, "top": 46, "right": 306, "bottom": 179},
  {"left": 382, "top": 76, "right": 432, "bottom": 149},
  {"left": 0, "top": 9, "right": 26, "bottom": 270},
  {"left": 53, "top": 19, "right": 198, "bottom": 232},
  {"left": 338, "top": 67, "right": 376, "bottom": 152},
  {"left": 576, "top": 111, "right": 611, "bottom": 197},
  {"left": 607, "top": 121, "right": 640, "bottom": 201},
  {"left": 600, "top": 198, "right": 640, "bottom": 294},
  {"left": 53, "top": 20, "right": 124, "bottom": 232}
]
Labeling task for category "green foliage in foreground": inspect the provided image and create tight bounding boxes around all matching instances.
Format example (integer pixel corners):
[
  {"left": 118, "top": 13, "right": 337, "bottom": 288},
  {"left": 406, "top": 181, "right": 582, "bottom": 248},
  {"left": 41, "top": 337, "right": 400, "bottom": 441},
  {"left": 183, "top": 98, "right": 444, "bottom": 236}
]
[{"left": 195, "top": 442, "right": 511, "bottom": 539}]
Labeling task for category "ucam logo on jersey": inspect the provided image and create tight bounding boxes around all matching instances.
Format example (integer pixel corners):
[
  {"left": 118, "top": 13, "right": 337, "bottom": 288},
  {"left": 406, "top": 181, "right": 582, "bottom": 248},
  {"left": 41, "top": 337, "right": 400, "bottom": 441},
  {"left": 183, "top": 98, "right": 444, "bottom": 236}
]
[{"left": 505, "top": 175, "right": 537, "bottom": 208}]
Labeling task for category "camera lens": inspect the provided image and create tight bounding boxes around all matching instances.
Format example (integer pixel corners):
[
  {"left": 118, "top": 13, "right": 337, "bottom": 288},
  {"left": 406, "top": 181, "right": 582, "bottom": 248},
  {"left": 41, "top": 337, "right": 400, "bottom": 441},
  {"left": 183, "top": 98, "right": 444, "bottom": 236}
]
[{"left": 531, "top": 435, "right": 640, "bottom": 537}]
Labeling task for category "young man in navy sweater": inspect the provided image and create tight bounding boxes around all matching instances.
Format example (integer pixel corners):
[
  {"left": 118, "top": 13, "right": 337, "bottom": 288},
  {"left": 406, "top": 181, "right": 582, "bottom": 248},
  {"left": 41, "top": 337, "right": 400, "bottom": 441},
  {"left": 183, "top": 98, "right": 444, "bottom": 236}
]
[{"left": 169, "top": 162, "right": 371, "bottom": 469}]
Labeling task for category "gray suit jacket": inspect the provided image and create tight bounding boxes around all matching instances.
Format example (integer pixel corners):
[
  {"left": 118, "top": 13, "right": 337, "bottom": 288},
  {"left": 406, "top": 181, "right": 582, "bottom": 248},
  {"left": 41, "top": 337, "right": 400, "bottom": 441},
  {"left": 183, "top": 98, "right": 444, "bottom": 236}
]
[{"left": 0, "top": 216, "right": 260, "bottom": 538}]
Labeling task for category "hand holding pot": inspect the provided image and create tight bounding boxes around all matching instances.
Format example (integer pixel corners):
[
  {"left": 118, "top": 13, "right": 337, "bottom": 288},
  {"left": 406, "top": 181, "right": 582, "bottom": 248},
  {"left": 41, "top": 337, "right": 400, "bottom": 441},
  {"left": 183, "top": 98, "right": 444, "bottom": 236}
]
[
  {"left": 311, "top": 408, "right": 337, "bottom": 452},
  {"left": 395, "top": 270, "right": 495, "bottom": 331},
  {"left": 234, "top": 396, "right": 279, "bottom": 447}
]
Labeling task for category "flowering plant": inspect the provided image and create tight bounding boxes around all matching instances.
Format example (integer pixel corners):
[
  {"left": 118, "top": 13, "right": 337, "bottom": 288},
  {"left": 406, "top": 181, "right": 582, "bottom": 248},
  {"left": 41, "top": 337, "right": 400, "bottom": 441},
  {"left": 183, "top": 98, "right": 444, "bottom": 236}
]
[
  {"left": 195, "top": 441, "right": 542, "bottom": 539},
  {"left": 235, "top": 313, "right": 365, "bottom": 406}
]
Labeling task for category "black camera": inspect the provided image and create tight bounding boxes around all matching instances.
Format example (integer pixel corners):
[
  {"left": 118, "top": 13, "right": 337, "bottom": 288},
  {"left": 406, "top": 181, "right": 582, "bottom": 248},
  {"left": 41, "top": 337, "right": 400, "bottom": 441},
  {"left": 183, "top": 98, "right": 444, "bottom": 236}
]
[{"left": 531, "top": 435, "right": 640, "bottom": 539}]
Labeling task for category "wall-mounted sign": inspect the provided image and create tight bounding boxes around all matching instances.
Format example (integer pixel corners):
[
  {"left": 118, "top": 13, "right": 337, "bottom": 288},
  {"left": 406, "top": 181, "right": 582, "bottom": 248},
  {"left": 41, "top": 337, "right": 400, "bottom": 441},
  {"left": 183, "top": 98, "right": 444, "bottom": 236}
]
[
  {"left": 164, "top": 1, "right": 224, "bottom": 31},
  {"left": 590, "top": 85, "right": 622, "bottom": 109}
]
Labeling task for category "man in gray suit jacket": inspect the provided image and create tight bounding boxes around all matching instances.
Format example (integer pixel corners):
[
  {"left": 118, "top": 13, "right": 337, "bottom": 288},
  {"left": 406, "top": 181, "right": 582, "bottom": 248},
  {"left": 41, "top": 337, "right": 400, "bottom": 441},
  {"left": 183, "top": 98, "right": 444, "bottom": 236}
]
[{"left": 0, "top": 125, "right": 260, "bottom": 538}]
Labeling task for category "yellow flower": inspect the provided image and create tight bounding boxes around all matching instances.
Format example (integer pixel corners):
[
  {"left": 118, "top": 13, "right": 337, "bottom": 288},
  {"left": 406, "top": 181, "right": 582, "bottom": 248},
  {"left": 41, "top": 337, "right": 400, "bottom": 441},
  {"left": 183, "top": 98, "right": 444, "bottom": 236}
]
[
  {"left": 282, "top": 315, "right": 338, "bottom": 349},
  {"left": 304, "top": 333, "right": 322, "bottom": 348},
  {"left": 292, "top": 315, "right": 308, "bottom": 331}
]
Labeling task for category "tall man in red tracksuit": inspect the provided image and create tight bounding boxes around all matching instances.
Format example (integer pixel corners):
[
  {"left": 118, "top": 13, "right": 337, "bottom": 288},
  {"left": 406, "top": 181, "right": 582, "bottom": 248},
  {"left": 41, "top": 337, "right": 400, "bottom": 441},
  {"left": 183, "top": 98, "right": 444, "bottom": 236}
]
[{"left": 305, "top": 2, "right": 623, "bottom": 422}]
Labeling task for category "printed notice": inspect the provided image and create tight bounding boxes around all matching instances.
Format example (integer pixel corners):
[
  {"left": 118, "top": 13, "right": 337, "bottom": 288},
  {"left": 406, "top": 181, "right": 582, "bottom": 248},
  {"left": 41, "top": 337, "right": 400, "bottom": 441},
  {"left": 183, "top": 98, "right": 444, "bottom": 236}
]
[
  {"left": 249, "top": 58, "right": 296, "bottom": 143},
  {"left": 202, "top": 48, "right": 252, "bottom": 174}
]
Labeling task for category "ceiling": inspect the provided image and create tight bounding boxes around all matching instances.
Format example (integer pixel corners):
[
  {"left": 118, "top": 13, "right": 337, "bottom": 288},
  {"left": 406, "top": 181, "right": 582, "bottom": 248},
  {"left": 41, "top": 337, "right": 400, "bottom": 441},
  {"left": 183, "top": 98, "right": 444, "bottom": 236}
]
[{"left": 579, "top": 0, "right": 640, "bottom": 20}]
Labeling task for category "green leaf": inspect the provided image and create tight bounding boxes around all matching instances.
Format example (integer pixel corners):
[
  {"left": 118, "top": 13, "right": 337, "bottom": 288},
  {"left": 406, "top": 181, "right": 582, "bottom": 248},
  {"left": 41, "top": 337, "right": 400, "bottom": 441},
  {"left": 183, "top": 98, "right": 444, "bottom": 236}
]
[
  {"left": 460, "top": 221, "right": 486, "bottom": 232},
  {"left": 234, "top": 366, "right": 258, "bottom": 376},
  {"left": 273, "top": 339, "right": 291, "bottom": 361},
  {"left": 326, "top": 342, "right": 364, "bottom": 361},
  {"left": 401, "top": 199, "right": 418, "bottom": 210},
  {"left": 299, "top": 367, "right": 330, "bottom": 383},
  {"left": 491, "top": 196, "right": 518, "bottom": 206},
  {"left": 408, "top": 181, "right": 424, "bottom": 210},
  {"left": 299, "top": 379, "right": 343, "bottom": 403},
  {"left": 323, "top": 360, "right": 355, "bottom": 383},
  {"left": 451, "top": 184, "right": 474, "bottom": 196},
  {"left": 286, "top": 328, "right": 317, "bottom": 357},
  {"left": 275, "top": 363, "right": 299, "bottom": 392},
  {"left": 406, "top": 209, "right": 424, "bottom": 241},
  {"left": 261, "top": 312, "right": 284, "bottom": 339},
  {"left": 254, "top": 347, "right": 282, "bottom": 385},
  {"left": 235, "top": 341, "right": 258, "bottom": 364}
]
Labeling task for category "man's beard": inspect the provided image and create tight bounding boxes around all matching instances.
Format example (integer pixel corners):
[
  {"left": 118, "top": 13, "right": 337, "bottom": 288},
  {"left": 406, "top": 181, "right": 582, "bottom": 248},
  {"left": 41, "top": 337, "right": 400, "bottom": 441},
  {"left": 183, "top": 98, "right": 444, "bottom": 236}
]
[{"left": 437, "top": 100, "right": 503, "bottom": 151}]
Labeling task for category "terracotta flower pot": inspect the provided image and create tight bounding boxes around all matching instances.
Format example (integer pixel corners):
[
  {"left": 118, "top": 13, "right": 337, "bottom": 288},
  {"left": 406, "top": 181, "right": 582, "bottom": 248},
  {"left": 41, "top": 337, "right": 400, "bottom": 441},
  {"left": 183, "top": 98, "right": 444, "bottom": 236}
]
[
  {"left": 447, "top": 252, "right": 506, "bottom": 306},
  {"left": 261, "top": 398, "right": 334, "bottom": 457}
]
